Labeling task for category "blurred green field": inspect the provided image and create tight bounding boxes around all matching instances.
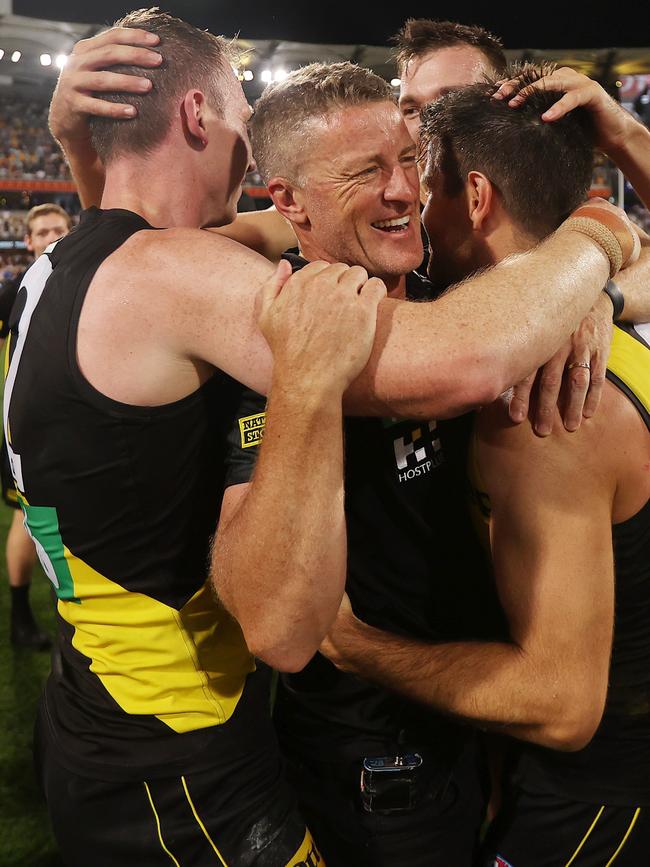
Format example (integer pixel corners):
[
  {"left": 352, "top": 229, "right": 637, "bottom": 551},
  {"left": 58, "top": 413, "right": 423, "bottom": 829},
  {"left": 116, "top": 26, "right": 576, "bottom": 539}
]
[
  {"left": 0, "top": 506, "right": 62, "bottom": 866},
  {"left": 0, "top": 507, "right": 62, "bottom": 864}
]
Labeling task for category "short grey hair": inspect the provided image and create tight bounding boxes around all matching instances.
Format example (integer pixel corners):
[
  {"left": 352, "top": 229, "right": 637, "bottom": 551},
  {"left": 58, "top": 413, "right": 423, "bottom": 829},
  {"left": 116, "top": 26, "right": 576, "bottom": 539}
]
[{"left": 250, "top": 61, "right": 395, "bottom": 185}]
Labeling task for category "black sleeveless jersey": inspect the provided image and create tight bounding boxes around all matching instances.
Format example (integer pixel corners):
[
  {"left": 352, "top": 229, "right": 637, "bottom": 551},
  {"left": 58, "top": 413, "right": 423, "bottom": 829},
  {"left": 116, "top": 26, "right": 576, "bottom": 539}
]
[
  {"left": 3, "top": 207, "right": 270, "bottom": 780},
  {"left": 273, "top": 251, "right": 507, "bottom": 759},
  {"left": 513, "top": 324, "right": 650, "bottom": 804}
]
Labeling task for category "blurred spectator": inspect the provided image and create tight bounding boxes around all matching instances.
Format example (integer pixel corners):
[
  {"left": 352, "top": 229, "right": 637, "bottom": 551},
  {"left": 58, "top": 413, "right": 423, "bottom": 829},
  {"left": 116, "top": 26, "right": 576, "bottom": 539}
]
[
  {"left": 0, "top": 203, "right": 72, "bottom": 651},
  {"left": 0, "top": 96, "right": 69, "bottom": 181},
  {"left": 0, "top": 210, "right": 30, "bottom": 239}
]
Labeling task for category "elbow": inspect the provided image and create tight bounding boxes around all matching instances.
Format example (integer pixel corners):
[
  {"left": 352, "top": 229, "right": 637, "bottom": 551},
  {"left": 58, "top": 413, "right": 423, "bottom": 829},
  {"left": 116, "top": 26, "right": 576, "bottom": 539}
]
[
  {"left": 535, "top": 692, "right": 606, "bottom": 752},
  {"left": 540, "top": 717, "right": 601, "bottom": 752},
  {"left": 435, "top": 365, "right": 504, "bottom": 418},
  {"left": 246, "top": 631, "right": 316, "bottom": 673}
]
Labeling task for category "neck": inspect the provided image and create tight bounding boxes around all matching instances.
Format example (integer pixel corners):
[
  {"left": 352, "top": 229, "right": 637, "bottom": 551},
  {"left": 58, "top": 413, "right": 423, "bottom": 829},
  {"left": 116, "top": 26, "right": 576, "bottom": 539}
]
[
  {"left": 100, "top": 151, "right": 209, "bottom": 229},
  {"left": 297, "top": 240, "right": 407, "bottom": 299},
  {"left": 485, "top": 219, "right": 538, "bottom": 266}
]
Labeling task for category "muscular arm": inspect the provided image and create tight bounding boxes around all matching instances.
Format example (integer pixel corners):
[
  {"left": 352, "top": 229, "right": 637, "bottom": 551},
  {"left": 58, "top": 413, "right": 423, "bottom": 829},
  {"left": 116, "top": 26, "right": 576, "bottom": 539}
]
[
  {"left": 346, "top": 231, "right": 611, "bottom": 418},
  {"left": 209, "top": 263, "right": 385, "bottom": 673},
  {"left": 208, "top": 207, "right": 297, "bottom": 263},
  {"left": 322, "top": 396, "right": 618, "bottom": 750},
  {"left": 161, "top": 226, "right": 612, "bottom": 419},
  {"left": 212, "top": 386, "right": 346, "bottom": 672}
]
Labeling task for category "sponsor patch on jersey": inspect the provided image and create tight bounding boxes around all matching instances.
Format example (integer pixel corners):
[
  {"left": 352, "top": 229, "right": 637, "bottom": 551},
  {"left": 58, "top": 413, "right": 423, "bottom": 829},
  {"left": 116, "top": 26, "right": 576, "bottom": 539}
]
[
  {"left": 392, "top": 419, "right": 443, "bottom": 483},
  {"left": 239, "top": 412, "right": 266, "bottom": 448},
  {"left": 494, "top": 856, "right": 513, "bottom": 867},
  {"left": 286, "top": 828, "right": 323, "bottom": 866}
]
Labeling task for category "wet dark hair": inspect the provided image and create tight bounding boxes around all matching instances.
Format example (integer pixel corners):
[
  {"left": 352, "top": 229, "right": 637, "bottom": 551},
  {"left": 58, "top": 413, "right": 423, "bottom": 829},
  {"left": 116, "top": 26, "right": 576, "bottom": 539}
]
[
  {"left": 419, "top": 63, "right": 595, "bottom": 238},
  {"left": 393, "top": 19, "right": 507, "bottom": 77}
]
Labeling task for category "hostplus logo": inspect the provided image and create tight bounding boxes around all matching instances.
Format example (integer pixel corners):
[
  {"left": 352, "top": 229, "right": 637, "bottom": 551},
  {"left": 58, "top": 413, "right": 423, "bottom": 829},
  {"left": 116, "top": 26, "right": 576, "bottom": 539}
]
[{"left": 393, "top": 420, "right": 443, "bottom": 483}]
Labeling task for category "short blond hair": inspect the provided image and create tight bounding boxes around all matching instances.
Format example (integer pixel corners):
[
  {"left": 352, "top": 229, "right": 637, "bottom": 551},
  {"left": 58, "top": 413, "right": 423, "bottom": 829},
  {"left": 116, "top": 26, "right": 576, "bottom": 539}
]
[
  {"left": 26, "top": 203, "right": 72, "bottom": 234},
  {"left": 251, "top": 62, "right": 394, "bottom": 184},
  {"left": 89, "top": 7, "right": 235, "bottom": 163}
]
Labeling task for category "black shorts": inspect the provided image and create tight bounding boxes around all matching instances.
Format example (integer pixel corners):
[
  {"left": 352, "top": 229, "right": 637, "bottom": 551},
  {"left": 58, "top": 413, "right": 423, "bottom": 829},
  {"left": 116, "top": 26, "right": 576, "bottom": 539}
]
[
  {"left": 483, "top": 785, "right": 650, "bottom": 867},
  {"left": 1, "top": 437, "right": 19, "bottom": 509},
  {"left": 34, "top": 704, "right": 325, "bottom": 867},
  {"left": 282, "top": 736, "right": 487, "bottom": 867}
]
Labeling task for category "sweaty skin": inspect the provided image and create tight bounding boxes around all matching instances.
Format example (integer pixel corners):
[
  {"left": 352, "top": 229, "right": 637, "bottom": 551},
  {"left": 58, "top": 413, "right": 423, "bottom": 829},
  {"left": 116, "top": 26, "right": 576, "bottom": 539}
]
[{"left": 48, "top": 29, "right": 644, "bottom": 429}]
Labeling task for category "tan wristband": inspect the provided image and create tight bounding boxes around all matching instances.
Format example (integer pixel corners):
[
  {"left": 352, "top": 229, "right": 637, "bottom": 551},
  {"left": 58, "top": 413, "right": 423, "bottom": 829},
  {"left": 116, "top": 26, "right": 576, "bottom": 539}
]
[{"left": 560, "top": 216, "right": 623, "bottom": 278}]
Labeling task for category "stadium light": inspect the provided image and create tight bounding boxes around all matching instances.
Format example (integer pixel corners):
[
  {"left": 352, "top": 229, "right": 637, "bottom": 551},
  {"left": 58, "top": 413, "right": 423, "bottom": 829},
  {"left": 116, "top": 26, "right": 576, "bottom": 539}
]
[
  {"left": 11, "top": 51, "right": 21, "bottom": 63},
  {"left": 55, "top": 54, "right": 68, "bottom": 69},
  {"left": 40, "top": 53, "right": 52, "bottom": 67},
  {"left": 260, "top": 69, "right": 272, "bottom": 83},
  {"left": 391, "top": 78, "right": 401, "bottom": 87},
  {"left": 274, "top": 68, "right": 288, "bottom": 82},
  {"left": 243, "top": 70, "right": 254, "bottom": 81}
]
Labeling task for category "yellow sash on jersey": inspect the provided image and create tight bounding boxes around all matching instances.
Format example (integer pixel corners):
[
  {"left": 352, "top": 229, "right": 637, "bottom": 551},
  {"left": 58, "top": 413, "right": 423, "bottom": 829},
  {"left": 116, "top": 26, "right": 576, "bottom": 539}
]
[
  {"left": 467, "top": 324, "right": 650, "bottom": 536},
  {"left": 607, "top": 325, "right": 650, "bottom": 428}
]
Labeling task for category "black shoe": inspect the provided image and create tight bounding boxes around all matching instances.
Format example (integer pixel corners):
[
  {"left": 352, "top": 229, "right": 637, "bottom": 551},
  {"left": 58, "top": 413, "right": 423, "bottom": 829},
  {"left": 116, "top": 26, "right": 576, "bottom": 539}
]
[{"left": 10, "top": 619, "right": 52, "bottom": 651}]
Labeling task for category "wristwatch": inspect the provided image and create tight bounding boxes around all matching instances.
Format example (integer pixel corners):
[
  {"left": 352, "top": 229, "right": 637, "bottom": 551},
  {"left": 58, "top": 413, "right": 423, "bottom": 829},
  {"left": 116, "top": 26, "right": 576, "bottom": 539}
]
[{"left": 602, "top": 278, "right": 625, "bottom": 321}]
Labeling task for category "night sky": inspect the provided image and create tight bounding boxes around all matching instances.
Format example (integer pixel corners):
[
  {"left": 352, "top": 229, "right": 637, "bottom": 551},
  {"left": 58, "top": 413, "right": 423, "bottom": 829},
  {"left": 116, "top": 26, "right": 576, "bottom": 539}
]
[{"left": 14, "top": 0, "right": 650, "bottom": 50}]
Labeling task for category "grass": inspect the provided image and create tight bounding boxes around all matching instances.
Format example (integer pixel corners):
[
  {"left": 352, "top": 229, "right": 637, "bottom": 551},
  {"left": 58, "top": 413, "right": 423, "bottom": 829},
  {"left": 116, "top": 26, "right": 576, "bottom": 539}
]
[{"left": 0, "top": 502, "right": 63, "bottom": 866}]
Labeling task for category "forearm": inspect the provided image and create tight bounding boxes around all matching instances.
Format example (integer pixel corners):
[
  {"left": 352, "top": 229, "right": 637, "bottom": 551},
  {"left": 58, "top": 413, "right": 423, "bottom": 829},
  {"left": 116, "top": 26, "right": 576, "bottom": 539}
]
[
  {"left": 209, "top": 208, "right": 297, "bottom": 262},
  {"left": 617, "top": 238, "right": 650, "bottom": 322},
  {"left": 213, "top": 383, "right": 347, "bottom": 672},
  {"left": 608, "top": 120, "right": 650, "bottom": 210},
  {"left": 59, "top": 137, "right": 105, "bottom": 208},
  {"left": 334, "top": 622, "right": 580, "bottom": 748},
  {"left": 346, "top": 231, "right": 610, "bottom": 419}
]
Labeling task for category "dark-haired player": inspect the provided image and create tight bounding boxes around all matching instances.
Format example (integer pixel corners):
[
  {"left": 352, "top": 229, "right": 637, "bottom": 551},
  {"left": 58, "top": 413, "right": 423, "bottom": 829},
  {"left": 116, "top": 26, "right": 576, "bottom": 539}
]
[{"left": 322, "top": 65, "right": 650, "bottom": 864}]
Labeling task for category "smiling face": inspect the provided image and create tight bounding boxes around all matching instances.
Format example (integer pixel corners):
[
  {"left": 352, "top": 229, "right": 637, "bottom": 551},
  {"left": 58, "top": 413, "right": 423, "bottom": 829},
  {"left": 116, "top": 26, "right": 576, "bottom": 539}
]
[
  {"left": 295, "top": 101, "right": 422, "bottom": 289},
  {"left": 399, "top": 46, "right": 493, "bottom": 142}
]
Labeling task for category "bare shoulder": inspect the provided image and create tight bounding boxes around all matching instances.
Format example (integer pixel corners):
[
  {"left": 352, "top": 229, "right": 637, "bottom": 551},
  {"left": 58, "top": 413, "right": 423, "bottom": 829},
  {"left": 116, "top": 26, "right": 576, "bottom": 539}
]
[
  {"left": 100, "top": 225, "right": 275, "bottom": 310},
  {"left": 122, "top": 225, "right": 274, "bottom": 276},
  {"left": 476, "top": 386, "right": 626, "bottom": 496}
]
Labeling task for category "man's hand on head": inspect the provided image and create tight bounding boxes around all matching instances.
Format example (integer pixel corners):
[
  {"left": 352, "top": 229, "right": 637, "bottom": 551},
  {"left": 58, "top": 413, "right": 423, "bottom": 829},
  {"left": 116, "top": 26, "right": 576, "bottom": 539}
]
[
  {"left": 49, "top": 27, "right": 162, "bottom": 144},
  {"left": 492, "top": 67, "right": 632, "bottom": 154}
]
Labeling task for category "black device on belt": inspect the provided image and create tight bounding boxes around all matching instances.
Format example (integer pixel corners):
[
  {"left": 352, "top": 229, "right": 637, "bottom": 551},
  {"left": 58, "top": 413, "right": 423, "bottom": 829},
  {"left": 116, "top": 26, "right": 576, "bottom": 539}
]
[{"left": 360, "top": 753, "right": 424, "bottom": 813}]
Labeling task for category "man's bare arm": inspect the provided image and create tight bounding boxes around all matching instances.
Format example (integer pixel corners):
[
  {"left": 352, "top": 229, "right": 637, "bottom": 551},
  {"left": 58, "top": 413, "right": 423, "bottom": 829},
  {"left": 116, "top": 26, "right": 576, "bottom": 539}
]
[
  {"left": 617, "top": 228, "right": 650, "bottom": 322},
  {"left": 208, "top": 208, "right": 297, "bottom": 263},
  {"left": 347, "top": 228, "right": 614, "bottom": 419},
  {"left": 153, "top": 219, "right": 628, "bottom": 424},
  {"left": 322, "top": 394, "right": 618, "bottom": 749},
  {"left": 211, "top": 263, "right": 386, "bottom": 672}
]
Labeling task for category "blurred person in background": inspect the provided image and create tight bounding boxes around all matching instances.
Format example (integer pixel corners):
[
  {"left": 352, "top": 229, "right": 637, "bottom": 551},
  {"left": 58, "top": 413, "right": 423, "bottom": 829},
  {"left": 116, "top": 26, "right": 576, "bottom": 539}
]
[{"left": 1, "top": 203, "right": 71, "bottom": 650}]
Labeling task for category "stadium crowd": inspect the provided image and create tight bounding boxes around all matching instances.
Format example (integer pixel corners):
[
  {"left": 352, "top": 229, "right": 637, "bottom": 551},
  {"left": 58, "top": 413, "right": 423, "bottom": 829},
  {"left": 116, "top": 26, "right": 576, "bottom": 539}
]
[
  {"left": 1, "top": 9, "right": 650, "bottom": 867},
  {"left": 0, "top": 96, "right": 70, "bottom": 181}
]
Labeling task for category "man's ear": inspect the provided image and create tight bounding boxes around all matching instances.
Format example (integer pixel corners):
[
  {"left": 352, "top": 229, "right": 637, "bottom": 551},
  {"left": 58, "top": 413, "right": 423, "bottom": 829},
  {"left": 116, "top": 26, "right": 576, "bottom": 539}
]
[
  {"left": 24, "top": 233, "right": 33, "bottom": 254},
  {"left": 466, "top": 171, "right": 493, "bottom": 231},
  {"left": 267, "top": 177, "right": 310, "bottom": 229},
  {"left": 182, "top": 90, "right": 209, "bottom": 148}
]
